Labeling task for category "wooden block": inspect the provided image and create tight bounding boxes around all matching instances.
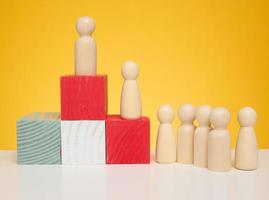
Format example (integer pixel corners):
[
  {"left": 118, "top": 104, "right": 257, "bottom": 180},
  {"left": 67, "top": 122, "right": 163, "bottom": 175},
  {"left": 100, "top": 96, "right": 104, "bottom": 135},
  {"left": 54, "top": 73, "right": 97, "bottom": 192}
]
[
  {"left": 16, "top": 113, "right": 61, "bottom": 165},
  {"left": 60, "top": 75, "right": 107, "bottom": 120},
  {"left": 106, "top": 115, "right": 150, "bottom": 164},
  {"left": 61, "top": 120, "right": 105, "bottom": 164}
]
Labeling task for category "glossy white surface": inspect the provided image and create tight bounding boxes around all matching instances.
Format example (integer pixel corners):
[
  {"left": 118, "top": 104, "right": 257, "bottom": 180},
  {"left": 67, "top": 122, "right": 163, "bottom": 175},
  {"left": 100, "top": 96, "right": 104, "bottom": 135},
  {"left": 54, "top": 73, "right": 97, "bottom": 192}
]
[{"left": 0, "top": 150, "right": 269, "bottom": 200}]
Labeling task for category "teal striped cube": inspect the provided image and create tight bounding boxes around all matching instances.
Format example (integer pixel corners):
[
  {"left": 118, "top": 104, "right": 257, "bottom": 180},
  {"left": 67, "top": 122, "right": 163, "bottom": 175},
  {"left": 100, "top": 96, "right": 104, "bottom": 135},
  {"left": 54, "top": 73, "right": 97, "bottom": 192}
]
[{"left": 16, "top": 112, "right": 61, "bottom": 164}]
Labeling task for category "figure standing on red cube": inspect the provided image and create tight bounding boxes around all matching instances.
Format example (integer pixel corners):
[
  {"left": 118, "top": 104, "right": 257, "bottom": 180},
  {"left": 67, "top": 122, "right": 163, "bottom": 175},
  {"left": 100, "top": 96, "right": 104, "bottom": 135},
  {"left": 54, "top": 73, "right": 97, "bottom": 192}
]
[
  {"left": 106, "top": 61, "right": 150, "bottom": 164},
  {"left": 60, "top": 17, "right": 106, "bottom": 165},
  {"left": 60, "top": 16, "right": 150, "bottom": 165}
]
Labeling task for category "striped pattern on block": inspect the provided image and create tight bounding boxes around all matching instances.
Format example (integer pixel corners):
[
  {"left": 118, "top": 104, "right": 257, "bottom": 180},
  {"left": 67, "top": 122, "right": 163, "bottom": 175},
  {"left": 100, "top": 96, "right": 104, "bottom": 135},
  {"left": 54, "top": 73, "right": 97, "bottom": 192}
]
[
  {"left": 106, "top": 115, "right": 150, "bottom": 164},
  {"left": 60, "top": 75, "right": 108, "bottom": 120},
  {"left": 61, "top": 120, "right": 105, "bottom": 165},
  {"left": 16, "top": 113, "right": 61, "bottom": 164}
]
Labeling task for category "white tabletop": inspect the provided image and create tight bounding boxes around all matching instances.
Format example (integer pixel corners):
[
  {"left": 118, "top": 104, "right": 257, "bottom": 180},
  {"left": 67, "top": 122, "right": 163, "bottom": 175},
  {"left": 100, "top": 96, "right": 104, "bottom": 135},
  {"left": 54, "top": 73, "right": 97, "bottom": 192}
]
[{"left": 0, "top": 150, "right": 268, "bottom": 200}]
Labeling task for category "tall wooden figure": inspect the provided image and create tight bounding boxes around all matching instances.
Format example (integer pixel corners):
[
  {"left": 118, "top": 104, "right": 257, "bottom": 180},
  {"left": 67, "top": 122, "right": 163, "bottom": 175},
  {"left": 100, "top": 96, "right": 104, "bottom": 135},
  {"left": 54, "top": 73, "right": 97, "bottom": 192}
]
[
  {"left": 177, "top": 104, "right": 195, "bottom": 164},
  {"left": 156, "top": 104, "right": 176, "bottom": 163},
  {"left": 120, "top": 61, "right": 142, "bottom": 119},
  {"left": 194, "top": 105, "right": 212, "bottom": 168},
  {"left": 75, "top": 16, "right": 97, "bottom": 75},
  {"left": 208, "top": 107, "right": 231, "bottom": 172},
  {"left": 235, "top": 107, "right": 258, "bottom": 170}
]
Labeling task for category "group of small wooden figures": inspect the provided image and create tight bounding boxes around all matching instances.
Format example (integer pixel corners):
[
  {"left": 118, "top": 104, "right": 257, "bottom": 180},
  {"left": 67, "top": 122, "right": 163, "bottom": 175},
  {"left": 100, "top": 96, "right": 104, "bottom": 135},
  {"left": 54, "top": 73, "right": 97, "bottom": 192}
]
[{"left": 155, "top": 104, "right": 258, "bottom": 171}]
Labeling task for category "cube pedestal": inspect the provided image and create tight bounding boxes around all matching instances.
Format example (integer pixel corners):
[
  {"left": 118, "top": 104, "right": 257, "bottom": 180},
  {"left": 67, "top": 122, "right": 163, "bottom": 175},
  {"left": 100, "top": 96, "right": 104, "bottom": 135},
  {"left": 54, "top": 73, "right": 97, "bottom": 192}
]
[
  {"left": 106, "top": 115, "right": 150, "bottom": 164},
  {"left": 61, "top": 120, "right": 106, "bottom": 165},
  {"left": 60, "top": 75, "right": 107, "bottom": 120},
  {"left": 16, "top": 112, "right": 61, "bottom": 164}
]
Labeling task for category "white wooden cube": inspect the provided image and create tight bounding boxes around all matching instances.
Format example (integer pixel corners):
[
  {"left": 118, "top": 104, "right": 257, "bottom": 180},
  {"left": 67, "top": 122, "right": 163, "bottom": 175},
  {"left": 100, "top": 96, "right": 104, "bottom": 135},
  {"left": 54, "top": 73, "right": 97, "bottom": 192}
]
[{"left": 61, "top": 120, "right": 105, "bottom": 164}]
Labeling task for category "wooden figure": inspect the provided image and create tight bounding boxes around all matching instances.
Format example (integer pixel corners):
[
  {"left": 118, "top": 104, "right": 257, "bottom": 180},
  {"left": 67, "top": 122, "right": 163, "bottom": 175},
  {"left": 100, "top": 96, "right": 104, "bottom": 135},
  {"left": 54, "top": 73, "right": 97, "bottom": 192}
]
[
  {"left": 60, "top": 75, "right": 107, "bottom": 120},
  {"left": 75, "top": 16, "right": 97, "bottom": 75},
  {"left": 208, "top": 107, "right": 231, "bottom": 172},
  {"left": 106, "top": 115, "right": 150, "bottom": 164},
  {"left": 235, "top": 107, "right": 258, "bottom": 170},
  {"left": 155, "top": 104, "right": 176, "bottom": 163},
  {"left": 61, "top": 120, "right": 105, "bottom": 165},
  {"left": 177, "top": 104, "right": 195, "bottom": 164},
  {"left": 16, "top": 113, "right": 61, "bottom": 164},
  {"left": 120, "top": 61, "right": 142, "bottom": 120},
  {"left": 194, "top": 105, "right": 212, "bottom": 168}
]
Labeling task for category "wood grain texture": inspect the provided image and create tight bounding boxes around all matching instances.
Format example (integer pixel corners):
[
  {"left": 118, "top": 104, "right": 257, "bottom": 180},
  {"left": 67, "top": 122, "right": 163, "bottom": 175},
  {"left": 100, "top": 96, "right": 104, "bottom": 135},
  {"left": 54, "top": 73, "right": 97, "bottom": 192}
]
[
  {"left": 61, "top": 120, "right": 105, "bottom": 165},
  {"left": 60, "top": 75, "right": 107, "bottom": 120},
  {"left": 106, "top": 115, "right": 150, "bottom": 164},
  {"left": 16, "top": 113, "right": 61, "bottom": 165},
  {"left": 75, "top": 17, "right": 97, "bottom": 76}
]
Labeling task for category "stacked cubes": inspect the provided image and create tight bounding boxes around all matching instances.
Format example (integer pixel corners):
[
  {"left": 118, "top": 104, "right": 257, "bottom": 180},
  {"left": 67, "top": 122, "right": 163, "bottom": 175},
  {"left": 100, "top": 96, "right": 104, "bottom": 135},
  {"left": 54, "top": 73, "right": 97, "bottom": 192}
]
[
  {"left": 60, "top": 74, "right": 150, "bottom": 164},
  {"left": 16, "top": 16, "right": 150, "bottom": 165},
  {"left": 60, "top": 75, "right": 107, "bottom": 164},
  {"left": 17, "top": 74, "right": 150, "bottom": 165}
]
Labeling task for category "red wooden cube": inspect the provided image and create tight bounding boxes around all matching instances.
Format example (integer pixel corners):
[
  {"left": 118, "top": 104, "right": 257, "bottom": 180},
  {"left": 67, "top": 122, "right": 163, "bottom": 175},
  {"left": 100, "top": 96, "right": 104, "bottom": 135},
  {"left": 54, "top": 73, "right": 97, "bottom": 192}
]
[
  {"left": 60, "top": 75, "right": 107, "bottom": 120},
  {"left": 106, "top": 115, "right": 150, "bottom": 164}
]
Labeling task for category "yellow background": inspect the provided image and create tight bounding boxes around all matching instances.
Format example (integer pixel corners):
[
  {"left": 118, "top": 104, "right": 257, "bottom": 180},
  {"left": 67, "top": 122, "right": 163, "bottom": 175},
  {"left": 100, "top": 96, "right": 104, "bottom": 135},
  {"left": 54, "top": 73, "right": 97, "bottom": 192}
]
[{"left": 1, "top": 0, "right": 268, "bottom": 149}]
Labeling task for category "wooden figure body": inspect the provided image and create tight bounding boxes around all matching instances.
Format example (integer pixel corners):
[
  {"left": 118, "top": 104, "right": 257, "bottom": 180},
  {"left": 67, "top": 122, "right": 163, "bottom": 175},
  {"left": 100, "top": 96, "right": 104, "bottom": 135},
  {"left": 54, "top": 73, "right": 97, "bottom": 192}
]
[
  {"left": 235, "top": 107, "right": 258, "bottom": 170},
  {"left": 75, "top": 17, "right": 97, "bottom": 75},
  {"left": 177, "top": 104, "right": 195, "bottom": 164},
  {"left": 194, "top": 105, "right": 212, "bottom": 168},
  {"left": 208, "top": 107, "right": 231, "bottom": 172},
  {"left": 156, "top": 105, "right": 176, "bottom": 163},
  {"left": 120, "top": 61, "right": 142, "bottom": 119}
]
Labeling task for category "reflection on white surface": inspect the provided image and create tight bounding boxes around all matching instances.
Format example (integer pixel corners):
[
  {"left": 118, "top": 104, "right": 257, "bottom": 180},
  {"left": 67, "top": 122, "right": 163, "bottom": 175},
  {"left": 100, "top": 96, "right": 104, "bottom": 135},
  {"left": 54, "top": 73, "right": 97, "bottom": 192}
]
[
  {"left": 61, "top": 165, "right": 107, "bottom": 199},
  {"left": 0, "top": 165, "right": 18, "bottom": 200},
  {"left": 18, "top": 166, "right": 62, "bottom": 200},
  {"left": 107, "top": 165, "right": 151, "bottom": 200},
  {"left": 0, "top": 151, "right": 268, "bottom": 200}
]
